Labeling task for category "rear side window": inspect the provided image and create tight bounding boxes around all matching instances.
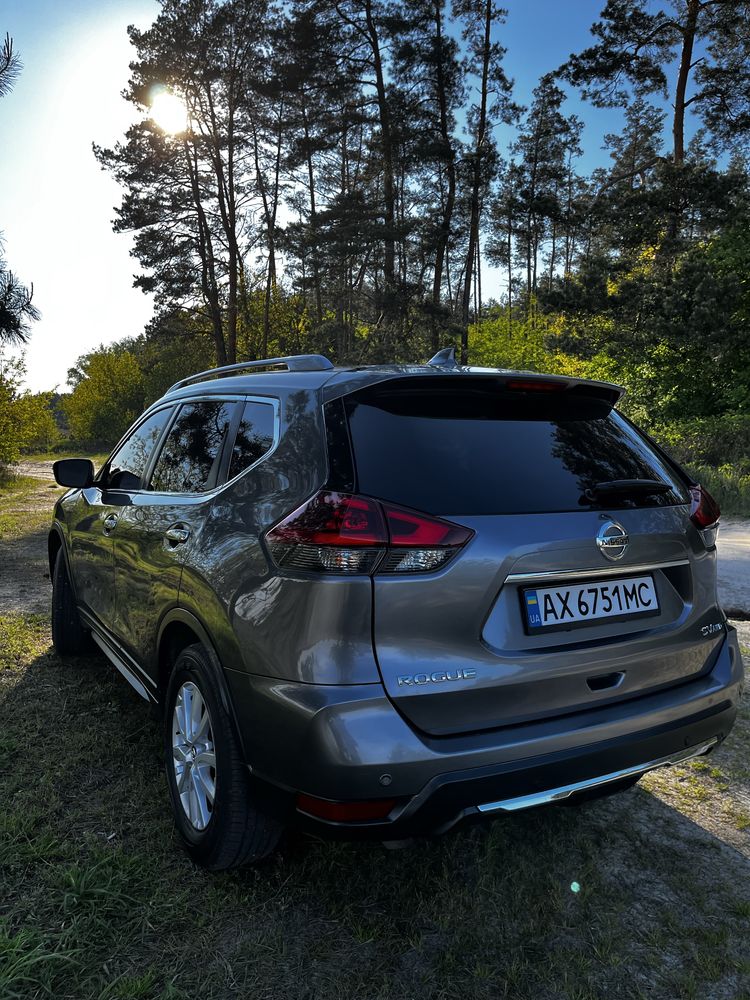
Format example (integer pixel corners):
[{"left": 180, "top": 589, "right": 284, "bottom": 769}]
[
  {"left": 150, "top": 400, "right": 236, "bottom": 493},
  {"left": 343, "top": 377, "right": 687, "bottom": 515},
  {"left": 227, "top": 400, "right": 275, "bottom": 480},
  {"left": 104, "top": 407, "right": 172, "bottom": 491}
]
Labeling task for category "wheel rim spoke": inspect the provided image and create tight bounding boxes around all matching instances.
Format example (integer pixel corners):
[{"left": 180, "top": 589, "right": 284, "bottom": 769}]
[
  {"left": 176, "top": 761, "right": 190, "bottom": 794},
  {"left": 182, "top": 685, "right": 193, "bottom": 741},
  {"left": 190, "top": 688, "right": 205, "bottom": 740},
  {"left": 192, "top": 706, "right": 210, "bottom": 743},
  {"left": 191, "top": 768, "right": 214, "bottom": 826}
]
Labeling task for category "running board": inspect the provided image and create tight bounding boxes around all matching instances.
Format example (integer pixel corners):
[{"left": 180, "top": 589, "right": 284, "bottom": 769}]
[
  {"left": 477, "top": 738, "right": 719, "bottom": 814},
  {"left": 90, "top": 631, "right": 151, "bottom": 702}
]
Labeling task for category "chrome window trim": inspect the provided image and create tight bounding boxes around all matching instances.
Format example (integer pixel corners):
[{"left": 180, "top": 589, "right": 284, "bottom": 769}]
[
  {"left": 94, "top": 402, "right": 177, "bottom": 486},
  {"left": 505, "top": 559, "right": 689, "bottom": 584},
  {"left": 143, "top": 394, "right": 281, "bottom": 499}
]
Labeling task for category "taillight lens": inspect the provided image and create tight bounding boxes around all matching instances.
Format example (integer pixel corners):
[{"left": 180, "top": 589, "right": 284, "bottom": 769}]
[
  {"left": 689, "top": 484, "right": 720, "bottom": 547},
  {"left": 689, "top": 484, "right": 720, "bottom": 528},
  {"left": 266, "top": 491, "right": 473, "bottom": 575}
]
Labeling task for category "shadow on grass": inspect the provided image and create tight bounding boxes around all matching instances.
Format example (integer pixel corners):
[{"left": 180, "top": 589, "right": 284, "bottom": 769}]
[{"left": 1, "top": 627, "right": 750, "bottom": 1000}]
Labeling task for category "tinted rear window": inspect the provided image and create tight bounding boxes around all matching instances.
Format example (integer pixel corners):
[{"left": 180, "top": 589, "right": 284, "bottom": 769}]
[
  {"left": 150, "top": 400, "right": 236, "bottom": 493},
  {"left": 227, "top": 400, "right": 276, "bottom": 481},
  {"left": 343, "top": 378, "right": 686, "bottom": 515}
]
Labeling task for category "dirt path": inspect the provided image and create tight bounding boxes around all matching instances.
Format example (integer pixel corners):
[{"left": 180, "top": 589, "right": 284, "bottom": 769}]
[
  {"left": 0, "top": 465, "right": 62, "bottom": 614},
  {"left": 13, "top": 459, "right": 58, "bottom": 481}
]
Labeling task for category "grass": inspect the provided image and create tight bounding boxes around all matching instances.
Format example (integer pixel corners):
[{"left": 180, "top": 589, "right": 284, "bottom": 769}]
[{"left": 0, "top": 609, "right": 749, "bottom": 1000}]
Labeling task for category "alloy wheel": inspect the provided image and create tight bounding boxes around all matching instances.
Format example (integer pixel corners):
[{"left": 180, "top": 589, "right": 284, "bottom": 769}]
[{"left": 172, "top": 681, "right": 217, "bottom": 830}]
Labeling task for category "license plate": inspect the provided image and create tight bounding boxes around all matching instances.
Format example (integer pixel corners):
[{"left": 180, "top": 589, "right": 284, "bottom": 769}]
[{"left": 522, "top": 575, "right": 659, "bottom": 633}]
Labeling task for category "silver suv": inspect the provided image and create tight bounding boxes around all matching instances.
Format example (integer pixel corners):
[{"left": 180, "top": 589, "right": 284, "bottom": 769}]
[{"left": 49, "top": 351, "right": 743, "bottom": 869}]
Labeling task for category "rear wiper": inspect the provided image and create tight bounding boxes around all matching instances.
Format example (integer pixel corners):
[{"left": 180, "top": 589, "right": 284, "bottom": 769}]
[{"left": 581, "top": 479, "right": 673, "bottom": 503}]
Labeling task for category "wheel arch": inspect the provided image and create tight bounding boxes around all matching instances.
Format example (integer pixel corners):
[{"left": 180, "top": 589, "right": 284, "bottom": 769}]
[
  {"left": 157, "top": 609, "right": 248, "bottom": 760},
  {"left": 48, "top": 525, "right": 68, "bottom": 579}
]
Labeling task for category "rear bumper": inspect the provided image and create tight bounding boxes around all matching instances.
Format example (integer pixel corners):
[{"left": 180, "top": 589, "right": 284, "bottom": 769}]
[{"left": 231, "top": 626, "right": 744, "bottom": 838}]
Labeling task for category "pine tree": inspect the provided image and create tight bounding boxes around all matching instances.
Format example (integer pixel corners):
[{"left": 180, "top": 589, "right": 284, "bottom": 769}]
[
  {"left": 453, "top": 0, "right": 516, "bottom": 360},
  {"left": 95, "top": 0, "right": 273, "bottom": 366}
]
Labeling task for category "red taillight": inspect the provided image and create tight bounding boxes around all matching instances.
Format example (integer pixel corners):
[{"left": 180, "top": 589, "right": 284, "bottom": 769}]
[
  {"left": 383, "top": 502, "right": 471, "bottom": 547},
  {"left": 268, "top": 492, "right": 387, "bottom": 546},
  {"left": 296, "top": 793, "right": 397, "bottom": 822},
  {"left": 266, "top": 491, "right": 473, "bottom": 575},
  {"left": 689, "top": 484, "right": 720, "bottom": 529}
]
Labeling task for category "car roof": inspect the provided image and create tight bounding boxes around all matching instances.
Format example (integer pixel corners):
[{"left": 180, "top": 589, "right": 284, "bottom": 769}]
[{"left": 161, "top": 362, "right": 624, "bottom": 406}]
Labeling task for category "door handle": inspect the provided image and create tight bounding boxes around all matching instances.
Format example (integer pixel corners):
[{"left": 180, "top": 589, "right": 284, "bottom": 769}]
[
  {"left": 165, "top": 526, "right": 190, "bottom": 545},
  {"left": 103, "top": 513, "right": 118, "bottom": 534}
]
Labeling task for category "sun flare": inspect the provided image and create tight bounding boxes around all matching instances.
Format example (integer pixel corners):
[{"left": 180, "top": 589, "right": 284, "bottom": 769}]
[{"left": 149, "top": 90, "right": 188, "bottom": 134}]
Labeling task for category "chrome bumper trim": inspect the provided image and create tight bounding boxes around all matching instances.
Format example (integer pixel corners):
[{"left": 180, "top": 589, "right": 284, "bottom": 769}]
[
  {"left": 476, "top": 737, "right": 719, "bottom": 814},
  {"left": 505, "top": 560, "right": 689, "bottom": 584}
]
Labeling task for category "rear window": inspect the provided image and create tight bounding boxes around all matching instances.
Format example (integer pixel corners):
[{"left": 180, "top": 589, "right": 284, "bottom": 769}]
[
  {"left": 342, "top": 377, "right": 687, "bottom": 515},
  {"left": 227, "top": 400, "right": 276, "bottom": 481}
]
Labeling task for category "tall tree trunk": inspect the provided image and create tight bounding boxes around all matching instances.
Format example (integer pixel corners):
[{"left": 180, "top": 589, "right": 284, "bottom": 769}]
[
  {"left": 252, "top": 104, "right": 283, "bottom": 358},
  {"left": 476, "top": 237, "right": 482, "bottom": 322},
  {"left": 183, "top": 137, "right": 227, "bottom": 365},
  {"left": 507, "top": 214, "right": 513, "bottom": 340},
  {"left": 302, "top": 103, "right": 323, "bottom": 325},
  {"left": 363, "top": 0, "right": 396, "bottom": 303},
  {"left": 204, "top": 80, "right": 240, "bottom": 364},
  {"left": 430, "top": 0, "right": 456, "bottom": 351},
  {"left": 673, "top": 0, "right": 699, "bottom": 165},
  {"left": 460, "top": 0, "right": 492, "bottom": 363}
]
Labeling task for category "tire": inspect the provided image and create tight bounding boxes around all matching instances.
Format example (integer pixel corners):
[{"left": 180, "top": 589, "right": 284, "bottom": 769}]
[
  {"left": 164, "top": 643, "right": 283, "bottom": 870},
  {"left": 51, "top": 550, "right": 93, "bottom": 655}
]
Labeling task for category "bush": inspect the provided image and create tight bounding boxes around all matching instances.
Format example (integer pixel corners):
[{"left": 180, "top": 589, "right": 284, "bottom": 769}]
[
  {"left": 649, "top": 414, "right": 750, "bottom": 469},
  {"left": 688, "top": 464, "right": 750, "bottom": 517},
  {"left": 62, "top": 349, "right": 145, "bottom": 448}
]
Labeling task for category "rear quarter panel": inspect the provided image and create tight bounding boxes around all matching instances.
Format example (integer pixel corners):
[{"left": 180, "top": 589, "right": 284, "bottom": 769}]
[{"left": 176, "top": 386, "right": 380, "bottom": 685}]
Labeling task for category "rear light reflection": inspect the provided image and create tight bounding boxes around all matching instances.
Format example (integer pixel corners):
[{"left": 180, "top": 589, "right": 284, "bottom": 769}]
[
  {"left": 689, "top": 484, "right": 720, "bottom": 529},
  {"left": 689, "top": 484, "right": 720, "bottom": 548},
  {"left": 266, "top": 491, "right": 473, "bottom": 575}
]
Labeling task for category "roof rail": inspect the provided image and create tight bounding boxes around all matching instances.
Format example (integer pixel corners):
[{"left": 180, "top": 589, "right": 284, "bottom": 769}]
[
  {"left": 166, "top": 354, "right": 334, "bottom": 394},
  {"left": 427, "top": 346, "right": 460, "bottom": 369}
]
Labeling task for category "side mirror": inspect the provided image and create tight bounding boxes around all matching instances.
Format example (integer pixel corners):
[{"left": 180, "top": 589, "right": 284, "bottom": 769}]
[{"left": 53, "top": 458, "right": 95, "bottom": 489}]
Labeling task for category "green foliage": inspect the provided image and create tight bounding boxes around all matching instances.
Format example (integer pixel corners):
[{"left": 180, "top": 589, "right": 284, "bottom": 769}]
[
  {"left": 0, "top": 355, "right": 59, "bottom": 469},
  {"left": 62, "top": 349, "right": 145, "bottom": 449},
  {"left": 650, "top": 415, "right": 750, "bottom": 470},
  {"left": 15, "top": 391, "right": 60, "bottom": 453},
  {"left": 0, "top": 355, "right": 23, "bottom": 467},
  {"left": 685, "top": 464, "right": 750, "bottom": 518}
]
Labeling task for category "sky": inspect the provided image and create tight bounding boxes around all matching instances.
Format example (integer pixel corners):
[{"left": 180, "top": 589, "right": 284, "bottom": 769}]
[{"left": 0, "top": 0, "right": 651, "bottom": 392}]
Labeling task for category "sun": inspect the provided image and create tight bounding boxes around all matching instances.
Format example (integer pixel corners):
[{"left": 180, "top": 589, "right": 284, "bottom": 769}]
[{"left": 149, "top": 91, "right": 188, "bottom": 134}]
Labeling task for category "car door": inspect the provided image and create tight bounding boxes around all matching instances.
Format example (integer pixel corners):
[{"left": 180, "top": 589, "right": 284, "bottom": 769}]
[
  {"left": 67, "top": 406, "right": 174, "bottom": 634},
  {"left": 111, "top": 397, "right": 241, "bottom": 679}
]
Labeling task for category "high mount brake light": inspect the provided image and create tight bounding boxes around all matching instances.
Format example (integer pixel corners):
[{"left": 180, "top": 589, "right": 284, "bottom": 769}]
[
  {"left": 689, "top": 484, "right": 720, "bottom": 529},
  {"left": 266, "top": 491, "right": 473, "bottom": 575},
  {"left": 505, "top": 379, "right": 567, "bottom": 393}
]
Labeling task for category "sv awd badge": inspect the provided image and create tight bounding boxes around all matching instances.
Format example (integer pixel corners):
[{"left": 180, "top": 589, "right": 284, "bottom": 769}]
[{"left": 397, "top": 668, "right": 477, "bottom": 687}]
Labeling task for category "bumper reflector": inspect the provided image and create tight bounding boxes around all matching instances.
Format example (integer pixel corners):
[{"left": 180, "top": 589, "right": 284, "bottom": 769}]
[{"left": 296, "top": 794, "right": 397, "bottom": 822}]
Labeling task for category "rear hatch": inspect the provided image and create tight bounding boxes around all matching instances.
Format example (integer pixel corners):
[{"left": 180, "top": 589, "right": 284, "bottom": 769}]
[{"left": 338, "top": 374, "right": 723, "bottom": 737}]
